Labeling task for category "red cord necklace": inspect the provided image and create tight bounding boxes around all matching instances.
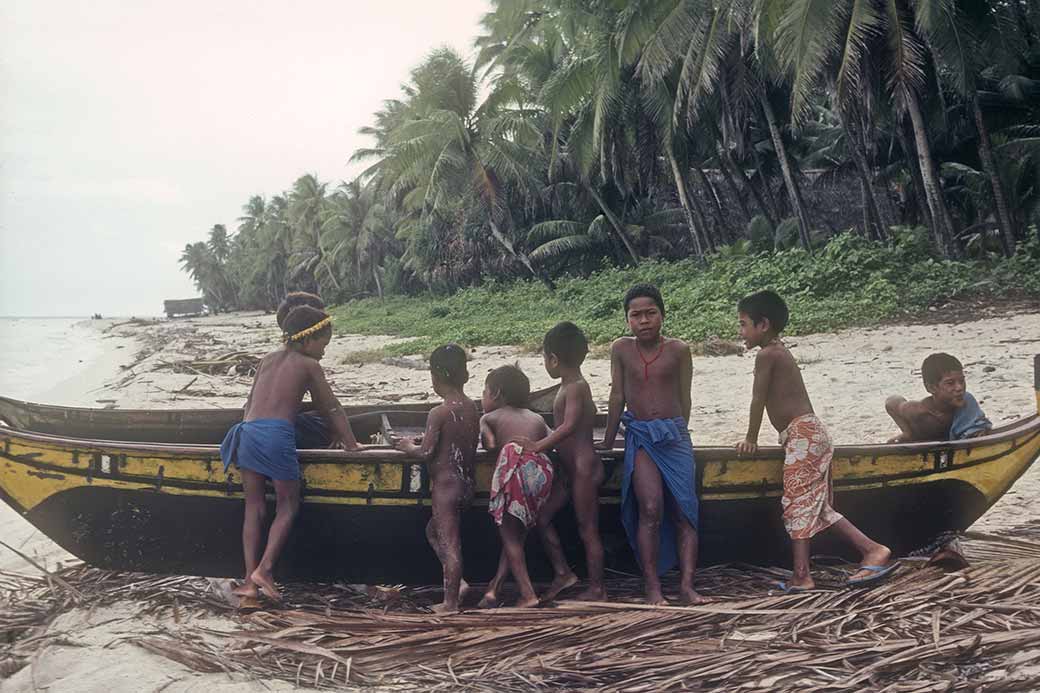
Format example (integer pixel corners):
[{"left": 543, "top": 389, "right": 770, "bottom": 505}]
[{"left": 637, "top": 339, "right": 665, "bottom": 380}]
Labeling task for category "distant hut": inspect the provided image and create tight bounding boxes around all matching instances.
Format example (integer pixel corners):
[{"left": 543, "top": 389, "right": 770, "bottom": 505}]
[{"left": 163, "top": 298, "right": 205, "bottom": 318}]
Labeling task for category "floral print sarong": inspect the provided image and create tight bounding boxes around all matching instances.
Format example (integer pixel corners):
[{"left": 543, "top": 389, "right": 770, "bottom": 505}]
[
  {"left": 779, "top": 414, "right": 844, "bottom": 540},
  {"left": 488, "top": 443, "right": 554, "bottom": 528}
]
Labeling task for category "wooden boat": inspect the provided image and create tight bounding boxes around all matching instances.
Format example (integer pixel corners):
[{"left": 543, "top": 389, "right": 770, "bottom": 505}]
[{"left": 1, "top": 357, "right": 1038, "bottom": 584}]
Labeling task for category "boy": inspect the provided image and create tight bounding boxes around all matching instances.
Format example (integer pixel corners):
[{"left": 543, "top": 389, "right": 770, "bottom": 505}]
[
  {"left": 394, "top": 344, "right": 480, "bottom": 613},
  {"left": 735, "top": 290, "right": 894, "bottom": 590},
  {"left": 513, "top": 322, "right": 607, "bottom": 602},
  {"left": 598, "top": 284, "right": 703, "bottom": 605},
  {"left": 885, "top": 353, "right": 992, "bottom": 442},
  {"left": 479, "top": 365, "right": 555, "bottom": 609},
  {"left": 276, "top": 292, "right": 334, "bottom": 449},
  {"left": 224, "top": 305, "right": 361, "bottom": 602}
]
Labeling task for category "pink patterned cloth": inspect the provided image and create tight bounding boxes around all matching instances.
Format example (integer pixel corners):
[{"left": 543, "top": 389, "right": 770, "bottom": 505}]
[
  {"left": 488, "top": 443, "right": 554, "bottom": 528},
  {"left": 779, "top": 414, "right": 844, "bottom": 540}
]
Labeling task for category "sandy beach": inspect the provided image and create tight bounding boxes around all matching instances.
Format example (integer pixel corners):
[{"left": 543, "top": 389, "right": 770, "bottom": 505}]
[{"left": 2, "top": 307, "right": 1039, "bottom": 691}]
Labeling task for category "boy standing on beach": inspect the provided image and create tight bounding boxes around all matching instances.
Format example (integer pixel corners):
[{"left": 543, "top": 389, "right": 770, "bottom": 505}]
[
  {"left": 513, "top": 322, "right": 607, "bottom": 602},
  {"left": 394, "top": 344, "right": 480, "bottom": 613},
  {"left": 735, "top": 290, "right": 894, "bottom": 590},
  {"left": 276, "top": 292, "right": 333, "bottom": 449},
  {"left": 479, "top": 365, "right": 555, "bottom": 608},
  {"left": 885, "top": 353, "right": 992, "bottom": 442},
  {"left": 599, "top": 285, "right": 703, "bottom": 605}
]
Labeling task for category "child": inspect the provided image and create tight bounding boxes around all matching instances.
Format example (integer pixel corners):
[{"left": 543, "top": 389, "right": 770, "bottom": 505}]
[
  {"left": 222, "top": 305, "right": 361, "bottom": 602},
  {"left": 394, "top": 344, "right": 480, "bottom": 614},
  {"left": 735, "top": 290, "right": 894, "bottom": 590},
  {"left": 275, "top": 292, "right": 334, "bottom": 449},
  {"left": 885, "top": 353, "right": 992, "bottom": 442},
  {"left": 478, "top": 365, "right": 555, "bottom": 609},
  {"left": 599, "top": 284, "right": 703, "bottom": 605},
  {"left": 513, "top": 322, "right": 607, "bottom": 602}
]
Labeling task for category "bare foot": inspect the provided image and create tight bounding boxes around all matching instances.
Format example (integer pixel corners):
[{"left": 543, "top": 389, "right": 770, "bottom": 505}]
[
  {"left": 515, "top": 595, "right": 540, "bottom": 608},
  {"left": 478, "top": 592, "right": 501, "bottom": 609},
  {"left": 249, "top": 568, "right": 282, "bottom": 602},
  {"left": 431, "top": 602, "right": 459, "bottom": 614},
  {"left": 231, "top": 580, "right": 259, "bottom": 599},
  {"left": 849, "top": 545, "right": 893, "bottom": 582},
  {"left": 645, "top": 589, "right": 668, "bottom": 606},
  {"left": 539, "top": 572, "right": 579, "bottom": 603},
  {"left": 573, "top": 585, "right": 608, "bottom": 602},
  {"left": 679, "top": 586, "right": 710, "bottom": 604}
]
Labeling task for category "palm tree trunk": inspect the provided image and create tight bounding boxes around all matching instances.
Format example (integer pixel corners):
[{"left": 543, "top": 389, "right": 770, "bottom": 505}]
[
  {"left": 716, "top": 149, "right": 752, "bottom": 223},
  {"left": 894, "top": 124, "right": 932, "bottom": 229},
  {"left": 488, "top": 219, "right": 556, "bottom": 289},
  {"left": 840, "top": 108, "right": 889, "bottom": 242},
  {"left": 749, "top": 146, "right": 781, "bottom": 222},
  {"left": 720, "top": 144, "right": 775, "bottom": 227},
  {"left": 906, "top": 93, "right": 956, "bottom": 258},
  {"left": 372, "top": 265, "right": 384, "bottom": 299},
  {"left": 586, "top": 187, "right": 641, "bottom": 264},
  {"left": 696, "top": 166, "right": 731, "bottom": 243},
  {"left": 760, "top": 93, "right": 813, "bottom": 252},
  {"left": 668, "top": 152, "right": 707, "bottom": 261},
  {"left": 973, "top": 99, "right": 1016, "bottom": 256}
]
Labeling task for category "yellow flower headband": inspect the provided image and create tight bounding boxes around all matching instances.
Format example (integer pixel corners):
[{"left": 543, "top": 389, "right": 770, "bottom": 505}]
[{"left": 285, "top": 317, "right": 332, "bottom": 342}]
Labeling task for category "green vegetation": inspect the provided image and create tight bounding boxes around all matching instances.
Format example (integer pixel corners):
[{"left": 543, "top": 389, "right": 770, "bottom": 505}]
[
  {"left": 328, "top": 231, "right": 1040, "bottom": 358},
  {"left": 179, "top": 1, "right": 1039, "bottom": 313}
]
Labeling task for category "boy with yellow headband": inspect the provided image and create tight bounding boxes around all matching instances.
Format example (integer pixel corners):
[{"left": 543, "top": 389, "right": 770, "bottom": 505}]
[{"left": 221, "top": 305, "right": 361, "bottom": 602}]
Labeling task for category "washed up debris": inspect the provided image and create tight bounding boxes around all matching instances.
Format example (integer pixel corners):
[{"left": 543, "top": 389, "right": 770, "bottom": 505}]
[{"left": 163, "top": 352, "right": 261, "bottom": 377}]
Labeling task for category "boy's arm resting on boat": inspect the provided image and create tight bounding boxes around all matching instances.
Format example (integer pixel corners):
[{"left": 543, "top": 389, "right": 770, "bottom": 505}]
[
  {"left": 306, "top": 360, "right": 361, "bottom": 450},
  {"left": 737, "top": 349, "right": 773, "bottom": 454},
  {"left": 597, "top": 340, "right": 626, "bottom": 449},
  {"left": 395, "top": 407, "right": 443, "bottom": 460}
]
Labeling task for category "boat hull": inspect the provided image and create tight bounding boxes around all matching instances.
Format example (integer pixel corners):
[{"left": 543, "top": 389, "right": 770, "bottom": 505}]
[{"left": 3, "top": 413, "right": 1037, "bottom": 583}]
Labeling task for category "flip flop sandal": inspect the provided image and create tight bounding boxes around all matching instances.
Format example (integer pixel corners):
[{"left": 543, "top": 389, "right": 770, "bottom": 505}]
[
  {"left": 775, "top": 581, "right": 812, "bottom": 593},
  {"left": 847, "top": 563, "right": 899, "bottom": 588}
]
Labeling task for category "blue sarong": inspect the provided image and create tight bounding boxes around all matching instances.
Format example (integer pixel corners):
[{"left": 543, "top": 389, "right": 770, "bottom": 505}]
[
  {"left": 949, "top": 392, "right": 992, "bottom": 440},
  {"left": 295, "top": 411, "right": 331, "bottom": 449},
  {"left": 220, "top": 419, "right": 299, "bottom": 481},
  {"left": 621, "top": 411, "right": 699, "bottom": 576}
]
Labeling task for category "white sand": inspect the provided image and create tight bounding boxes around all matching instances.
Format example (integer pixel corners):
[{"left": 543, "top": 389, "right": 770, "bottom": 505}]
[{"left": 2, "top": 308, "right": 1039, "bottom": 691}]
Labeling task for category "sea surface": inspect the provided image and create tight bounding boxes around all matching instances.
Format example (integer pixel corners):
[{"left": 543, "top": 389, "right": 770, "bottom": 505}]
[{"left": 0, "top": 317, "right": 109, "bottom": 401}]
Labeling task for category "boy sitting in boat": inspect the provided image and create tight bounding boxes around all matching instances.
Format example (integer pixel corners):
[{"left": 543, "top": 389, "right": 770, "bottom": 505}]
[
  {"left": 478, "top": 365, "right": 555, "bottom": 609},
  {"left": 223, "top": 305, "right": 361, "bottom": 602},
  {"left": 885, "top": 353, "right": 992, "bottom": 443},
  {"left": 598, "top": 284, "right": 704, "bottom": 605},
  {"left": 512, "top": 322, "right": 607, "bottom": 602},
  {"left": 275, "top": 292, "right": 334, "bottom": 449},
  {"left": 393, "top": 344, "right": 480, "bottom": 614},
  {"left": 735, "top": 290, "right": 894, "bottom": 591}
]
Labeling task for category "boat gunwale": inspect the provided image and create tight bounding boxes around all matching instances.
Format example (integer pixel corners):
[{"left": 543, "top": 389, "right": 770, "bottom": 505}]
[{"left": 2, "top": 412, "right": 1038, "bottom": 462}]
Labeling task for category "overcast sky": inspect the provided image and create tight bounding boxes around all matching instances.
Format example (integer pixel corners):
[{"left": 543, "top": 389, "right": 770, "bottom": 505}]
[{"left": 0, "top": 0, "right": 489, "bottom": 317}]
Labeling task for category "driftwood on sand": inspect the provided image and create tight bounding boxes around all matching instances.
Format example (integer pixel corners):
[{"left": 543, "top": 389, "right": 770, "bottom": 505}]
[{"left": 2, "top": 528, "right": 1040, "bottom": 691}]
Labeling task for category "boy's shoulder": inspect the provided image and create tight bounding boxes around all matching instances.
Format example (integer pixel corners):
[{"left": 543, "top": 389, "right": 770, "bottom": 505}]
[{"left": 756, "top": 342, "right": 794, "bottom": 365}]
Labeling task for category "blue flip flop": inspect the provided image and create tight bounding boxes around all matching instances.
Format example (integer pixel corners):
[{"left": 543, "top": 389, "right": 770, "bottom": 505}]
[
  {"left": 847, "top": 563, "right": 899, "bottom": 588},
  {"left": 775, "top": 581, "right": 812, "bottom": 594}
]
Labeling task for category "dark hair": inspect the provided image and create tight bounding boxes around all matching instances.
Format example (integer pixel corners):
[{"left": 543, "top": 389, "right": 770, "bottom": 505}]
[
  {"left": 543, "top": 321, "right": 589, "bottom": 367},
  {"left": 277, "top": 292, "right": 325, "bottom": 329},
  {"left": 624, "top": 284, "right": 665, "bottom": 316},
  {"left": 738, "top": 290, "right": 789, "bottom": 333},
  {"left": 485, "top": 364, "right": 530, "bottom": 408},
  {"left": 922, "top": 352, "right": 963, "bottom": 386},
  {"left": 283, "top": 305, "right": 332, "bottom": 343},
  {"left": 430, "top": 343, "right": 469, "bottom": 386}
]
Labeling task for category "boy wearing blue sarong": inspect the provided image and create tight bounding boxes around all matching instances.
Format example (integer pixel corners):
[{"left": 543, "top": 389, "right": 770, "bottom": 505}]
[
  {"left": 598, "top": 284, "right": 705, "bottom": 605},
  {"left": 220, "top": 305, "right": 361, "bottom": 603},
  {"left": 885, "top": 353, "right": 993, "bottom": 443}
]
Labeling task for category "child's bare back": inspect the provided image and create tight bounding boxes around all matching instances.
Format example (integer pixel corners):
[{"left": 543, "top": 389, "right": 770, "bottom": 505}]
[
  {"left": 425, "top": 399, "right": 480, "bottom": 489},
  {"left": 245, "top": 350, "right": 328, "bottom": 423},
  {"left": 754, "top": 342, "right": 814, "bottom": 434},
  {"left": 481, "top": 406, "right": 549, "bottom": 450}
]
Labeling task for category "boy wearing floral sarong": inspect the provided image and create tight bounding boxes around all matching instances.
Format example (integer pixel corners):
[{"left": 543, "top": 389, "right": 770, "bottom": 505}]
[
  {"left": 479, "top": 365, "right": 555, "bottom": 608},
  {"left": 735, "top": 291, "right": 895, "bottom": 591}
]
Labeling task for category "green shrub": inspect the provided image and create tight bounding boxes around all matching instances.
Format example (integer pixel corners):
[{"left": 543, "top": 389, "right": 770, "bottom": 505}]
[{"left": 328, "top": 235, "right": 1040, "bottom": 354}]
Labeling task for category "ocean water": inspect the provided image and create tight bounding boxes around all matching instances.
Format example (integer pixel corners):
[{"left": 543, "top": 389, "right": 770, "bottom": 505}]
[{"left": 0, "top": 318, "right": 107, "bottom": 401}]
